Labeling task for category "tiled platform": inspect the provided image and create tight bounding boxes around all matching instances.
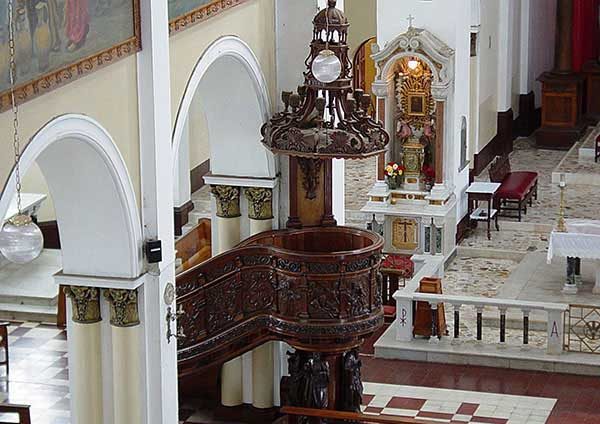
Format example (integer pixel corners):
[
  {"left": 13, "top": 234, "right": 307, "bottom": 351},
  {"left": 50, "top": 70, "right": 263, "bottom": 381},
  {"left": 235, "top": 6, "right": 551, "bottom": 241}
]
[
  {"left": 361, "top": 382, "right": 555, "bottom": 424},
  {"left": 362, "top": 357, "right": 600, "bottom": 424}
]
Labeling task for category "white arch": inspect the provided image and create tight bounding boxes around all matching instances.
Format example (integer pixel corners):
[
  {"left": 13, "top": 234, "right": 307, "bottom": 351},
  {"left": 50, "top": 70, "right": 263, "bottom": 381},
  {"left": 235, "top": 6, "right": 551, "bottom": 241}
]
[
  {"left": 0, "top": 114, "right": 143, "bottom": 278},
  {"left": 172, "top": 35, "right": 275, "bottom": 188}
]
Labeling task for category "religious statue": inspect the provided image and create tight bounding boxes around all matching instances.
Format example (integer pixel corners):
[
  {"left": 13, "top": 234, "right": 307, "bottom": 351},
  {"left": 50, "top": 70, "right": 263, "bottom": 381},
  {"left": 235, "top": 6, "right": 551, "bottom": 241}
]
[
  {"left": 285, "top": 350, "right": 330, "bottom": 409},
  {"left": 341, "top": 349, "right": 363, "bottom": 412}
]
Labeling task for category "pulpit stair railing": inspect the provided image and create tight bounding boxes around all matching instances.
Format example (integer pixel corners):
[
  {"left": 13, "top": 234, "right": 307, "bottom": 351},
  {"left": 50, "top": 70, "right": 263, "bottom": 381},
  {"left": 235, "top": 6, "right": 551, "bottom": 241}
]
[{"left": 175, "top": 226, "right": 385, "bottom": 377}]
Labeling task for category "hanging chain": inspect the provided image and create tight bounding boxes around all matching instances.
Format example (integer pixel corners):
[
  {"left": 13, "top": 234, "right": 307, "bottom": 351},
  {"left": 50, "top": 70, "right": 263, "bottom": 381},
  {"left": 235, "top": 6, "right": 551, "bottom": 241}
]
[{"left": 7, "top": 0, "right": 22, "bottom": 215}]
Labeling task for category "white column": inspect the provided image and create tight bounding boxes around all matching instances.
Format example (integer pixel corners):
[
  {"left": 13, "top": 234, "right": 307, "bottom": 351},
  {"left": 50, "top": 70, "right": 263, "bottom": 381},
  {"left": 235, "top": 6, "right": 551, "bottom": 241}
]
[
  {"left": 137, "top": 0, "right": 178, "bottom": 421},
  {"left": 252, "top": 342, "right": 274, "bottom": 409},
  {"left": 65, "top": 287, "right": 103, "bottom": 424},
  {"left": 105, "top": 289, "right": 142, "bottom": 424},
  {"left": 211, "top": 185, "right": 243, "bottom": 407},
  {"left": 244, "top": 188, "right": 275, "bottom": 409}
]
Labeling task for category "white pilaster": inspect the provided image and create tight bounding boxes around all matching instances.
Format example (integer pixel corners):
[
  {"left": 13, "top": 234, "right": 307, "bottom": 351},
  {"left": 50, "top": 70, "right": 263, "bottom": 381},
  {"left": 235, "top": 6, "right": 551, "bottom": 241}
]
[
  {"left": 137, "top": 0, "right": 178, "bottom": 422},
  {"left": 174, "top": 118, "right": 192, "bottom": 208},
  {"left": 497, "top": 0, "right": 515, "bottom": 112}
]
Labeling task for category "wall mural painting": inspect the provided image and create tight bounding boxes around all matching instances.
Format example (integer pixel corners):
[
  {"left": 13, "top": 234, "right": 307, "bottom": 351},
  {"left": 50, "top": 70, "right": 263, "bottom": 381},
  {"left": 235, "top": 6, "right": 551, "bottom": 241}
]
[
  {"left": 0, "top": 0, "right": 140, "bottom": 112},
  {"left": 168, "top": 0, "right": 249, "bottom": 34}
]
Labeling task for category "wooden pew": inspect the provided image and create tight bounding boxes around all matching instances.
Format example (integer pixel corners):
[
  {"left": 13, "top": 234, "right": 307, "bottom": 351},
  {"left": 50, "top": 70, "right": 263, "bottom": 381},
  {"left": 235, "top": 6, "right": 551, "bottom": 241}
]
[
  {"left": 281, "top": 406, "right": 438, "bottom": 423},
  {"left": 175, "top": 219, "right": 212, "bottom": 274}
]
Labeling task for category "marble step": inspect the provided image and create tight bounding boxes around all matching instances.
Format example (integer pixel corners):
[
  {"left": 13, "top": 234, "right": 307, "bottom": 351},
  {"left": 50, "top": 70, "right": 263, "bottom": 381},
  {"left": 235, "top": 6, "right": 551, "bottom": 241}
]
[
  {"left": 192, "top": 198, "right": 211, "bottom": 212},
  {"left": 0, "top": 293, "right": 57, "bottom": 307},
  {"left": 0, "top": 302, "right": 57, "bottom": 324}
]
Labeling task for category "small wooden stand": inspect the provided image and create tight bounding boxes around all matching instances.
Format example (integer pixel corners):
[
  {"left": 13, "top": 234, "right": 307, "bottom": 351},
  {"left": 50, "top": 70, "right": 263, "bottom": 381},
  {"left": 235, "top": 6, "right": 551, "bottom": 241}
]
[{"left": 413, "top": 277, "right": 447, "bottom": 338}]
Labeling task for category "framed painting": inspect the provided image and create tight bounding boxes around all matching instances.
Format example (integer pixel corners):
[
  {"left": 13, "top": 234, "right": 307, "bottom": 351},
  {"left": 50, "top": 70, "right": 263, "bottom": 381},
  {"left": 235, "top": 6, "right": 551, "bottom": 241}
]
[
  {"left": 169, "top": 0, "right": 250, "bottom": 34},
  {"left": 0, "top": 0, "right": 141, "bottom": 112},
  {"left": 407, "top": 92, "right": 426, "bottom": 116}
]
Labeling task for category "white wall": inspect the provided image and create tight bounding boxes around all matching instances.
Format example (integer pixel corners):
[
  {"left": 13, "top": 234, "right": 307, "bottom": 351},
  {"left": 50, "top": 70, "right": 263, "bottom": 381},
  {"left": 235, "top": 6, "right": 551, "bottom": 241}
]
[
  {"left": 522, "top": 0, "right": 556, "bottom": 107},
  {"left": 477, "top": 0, "right": 500, "bottom": 150}
]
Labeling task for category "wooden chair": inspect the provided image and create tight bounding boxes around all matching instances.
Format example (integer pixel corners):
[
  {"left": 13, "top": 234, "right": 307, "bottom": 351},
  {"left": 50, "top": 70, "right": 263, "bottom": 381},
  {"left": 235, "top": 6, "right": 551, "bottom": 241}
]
[
  {"left": 0, "top": 404, "right": 31, "bottom": 424},
  {"left": 595, "top": 135, "right": 600, "bottom": 163},
  {"left": 0, "top": 323, "right": 8, "bottom": 375}
]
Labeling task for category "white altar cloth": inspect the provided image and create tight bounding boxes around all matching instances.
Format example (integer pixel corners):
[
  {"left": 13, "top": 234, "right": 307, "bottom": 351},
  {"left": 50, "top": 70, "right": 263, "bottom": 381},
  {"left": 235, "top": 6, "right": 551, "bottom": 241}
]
[
  {"left": 548, "top": 220, "right": 600, "bottom": 263},
  {"left": 547, "top": 220, "right": 600, "bottom": 294}
]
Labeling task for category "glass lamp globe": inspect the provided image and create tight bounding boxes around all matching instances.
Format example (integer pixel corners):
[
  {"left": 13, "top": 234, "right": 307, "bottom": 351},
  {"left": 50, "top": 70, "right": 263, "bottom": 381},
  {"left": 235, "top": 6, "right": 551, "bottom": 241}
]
[
  {"left": 312, "top": 49, "right": 342, "bottom": 83},
  {"left": 408, "top": 59, "right": 419, "bottom": 70},
  {"left": 0, "top": 215, "right": 44, "bottom": 264}
]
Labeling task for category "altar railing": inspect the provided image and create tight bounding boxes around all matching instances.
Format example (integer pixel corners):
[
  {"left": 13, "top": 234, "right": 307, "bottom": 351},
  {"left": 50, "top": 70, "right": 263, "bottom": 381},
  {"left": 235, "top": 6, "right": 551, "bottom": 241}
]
[
  {"left": 175, "top": 226, "right": 384, "bottom": 377},
  {"left": 564, "top": 304, "right": 600, "bottom": 354},
  {"left": 394, "top": 292, "right": 568, "bottom": 355}
]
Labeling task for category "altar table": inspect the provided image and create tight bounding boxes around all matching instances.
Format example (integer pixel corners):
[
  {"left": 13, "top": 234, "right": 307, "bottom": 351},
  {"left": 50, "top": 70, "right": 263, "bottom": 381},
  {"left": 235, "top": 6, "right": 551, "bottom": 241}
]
[{"left": 547, "top": 219, "right": 600, "bottom": 294}]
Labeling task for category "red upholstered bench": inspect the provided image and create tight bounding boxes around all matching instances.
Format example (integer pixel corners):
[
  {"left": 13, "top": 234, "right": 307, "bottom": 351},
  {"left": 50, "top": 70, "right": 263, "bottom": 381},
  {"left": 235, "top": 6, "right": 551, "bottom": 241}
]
[{"left": 489, "top": 155, "right": 538, "bottom": 221}]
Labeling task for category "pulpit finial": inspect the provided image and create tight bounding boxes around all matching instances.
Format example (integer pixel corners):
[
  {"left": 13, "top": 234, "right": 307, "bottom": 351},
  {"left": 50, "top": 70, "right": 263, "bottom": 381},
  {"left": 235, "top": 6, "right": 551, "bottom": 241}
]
[{"left": 407, "top": 14, "right": 416, "bottom": 28}]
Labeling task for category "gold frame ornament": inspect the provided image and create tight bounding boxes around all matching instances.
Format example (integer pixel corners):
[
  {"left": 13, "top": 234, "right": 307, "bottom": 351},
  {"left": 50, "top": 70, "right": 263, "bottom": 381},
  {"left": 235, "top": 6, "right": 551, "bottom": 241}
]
[
  {"left": 169, "top": 0, "right": 251, "bottom": 35},
  {"left": 0, "top": 0, "right": 141, "bottom": 113}
]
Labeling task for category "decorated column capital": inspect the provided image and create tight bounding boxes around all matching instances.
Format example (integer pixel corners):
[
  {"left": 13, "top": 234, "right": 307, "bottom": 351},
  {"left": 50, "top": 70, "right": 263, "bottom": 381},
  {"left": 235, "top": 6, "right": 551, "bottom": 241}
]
[
  {"left": 245, "top": 187, "right": 274, "bottom": 220},
  {"left": 104, "top": 289, "right": 140, "bottom": 327},
  {"left": 64, "top": 286, "right": 101, "bottom": 324},
  {"left": 211, "top": 185, "right": 241, "bottom": 218}
]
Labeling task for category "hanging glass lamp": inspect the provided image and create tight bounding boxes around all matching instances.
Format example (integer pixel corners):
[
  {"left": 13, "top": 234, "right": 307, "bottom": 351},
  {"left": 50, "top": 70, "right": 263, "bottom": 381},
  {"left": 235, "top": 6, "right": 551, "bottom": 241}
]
[{"left": 0, "top": 215, "right": 44, "bottom": 264}]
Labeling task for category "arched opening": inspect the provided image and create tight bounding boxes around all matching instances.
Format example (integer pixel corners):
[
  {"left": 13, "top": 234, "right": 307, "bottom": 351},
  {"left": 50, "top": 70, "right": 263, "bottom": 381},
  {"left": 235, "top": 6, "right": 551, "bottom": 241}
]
[
  {"left": 353, "top": 36, "right": 377, "bottom": 117},
  {"left": 171, "top": 36, "right": 275, "bottom": 242},
  {"left": 0, "top": 114, "right": 142, "bottom": 279},
  {"left": 0, "top": 114, "right": 142, "bottom": 423},
  {"left": 172, "top": 35, "right": 274, "bottom": 205}
]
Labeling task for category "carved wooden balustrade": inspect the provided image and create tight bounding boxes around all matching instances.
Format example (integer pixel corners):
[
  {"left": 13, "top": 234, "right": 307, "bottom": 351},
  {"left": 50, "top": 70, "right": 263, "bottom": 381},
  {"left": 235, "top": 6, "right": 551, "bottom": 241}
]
[{"left": 176, "top": 226, "right": 384, "bottom": 379}]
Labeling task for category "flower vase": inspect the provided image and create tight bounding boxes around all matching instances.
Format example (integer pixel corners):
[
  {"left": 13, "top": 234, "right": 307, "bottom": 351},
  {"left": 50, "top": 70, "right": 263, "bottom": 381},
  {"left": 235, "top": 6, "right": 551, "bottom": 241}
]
[{"left": 386, "top": 176, "right": 400, "bottom": 190}]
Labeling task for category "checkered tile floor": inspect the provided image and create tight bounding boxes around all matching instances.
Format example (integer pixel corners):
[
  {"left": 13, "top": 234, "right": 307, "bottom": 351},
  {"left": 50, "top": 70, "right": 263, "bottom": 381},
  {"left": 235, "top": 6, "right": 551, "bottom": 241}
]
[
  {"left": 361, "top": 382, "right": 556, "bottom": 424},
  {"left": 0, "top": 322, "right": 69, "bottom": 424}
]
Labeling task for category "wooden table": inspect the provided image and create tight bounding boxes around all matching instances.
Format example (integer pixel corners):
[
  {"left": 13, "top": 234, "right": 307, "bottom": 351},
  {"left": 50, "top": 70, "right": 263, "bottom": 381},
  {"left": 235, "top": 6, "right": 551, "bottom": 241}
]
[{"left": 467, "top": 182, "right": 501, "bottom": 240}]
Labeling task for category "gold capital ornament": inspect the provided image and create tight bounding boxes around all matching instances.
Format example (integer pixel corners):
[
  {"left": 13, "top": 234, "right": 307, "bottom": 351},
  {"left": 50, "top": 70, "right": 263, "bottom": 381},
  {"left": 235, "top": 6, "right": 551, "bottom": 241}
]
[
  {"left": 245, "top": 187, "right": 274, "bottom": 220},
  {"left": 64, "top": 286, "right": 101, "bottom": 324},
  {"left": 211, "top": 185, "right": 241, "bottom": 218},
  {"left": 104, "top": 289, "right": 140, "bottom": 327}
]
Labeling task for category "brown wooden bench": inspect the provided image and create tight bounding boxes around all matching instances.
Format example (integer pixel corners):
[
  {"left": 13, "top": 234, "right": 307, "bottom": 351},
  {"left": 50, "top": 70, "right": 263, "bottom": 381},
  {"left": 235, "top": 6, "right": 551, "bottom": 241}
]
[
  {"left": 280, "top": 406, "right": 438, "bottom": 423},
  {"left": 175, "top": 219, "right": 212, "bottom": 274},
  {"left": 0, "top": 404, "right": 31, "bottom": 424},
  {"left": 489, "top": 155, "right": 538, "bottom": 221},
  {"left": 0, "top": 323, "right": 8, "bottom": 375}
]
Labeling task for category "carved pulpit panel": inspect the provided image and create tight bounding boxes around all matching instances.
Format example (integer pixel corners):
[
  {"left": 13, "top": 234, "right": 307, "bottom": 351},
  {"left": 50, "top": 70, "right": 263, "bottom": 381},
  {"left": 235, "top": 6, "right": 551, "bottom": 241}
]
[{"left": 392, "top": 218, "right": 419, "bottom": 250}]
